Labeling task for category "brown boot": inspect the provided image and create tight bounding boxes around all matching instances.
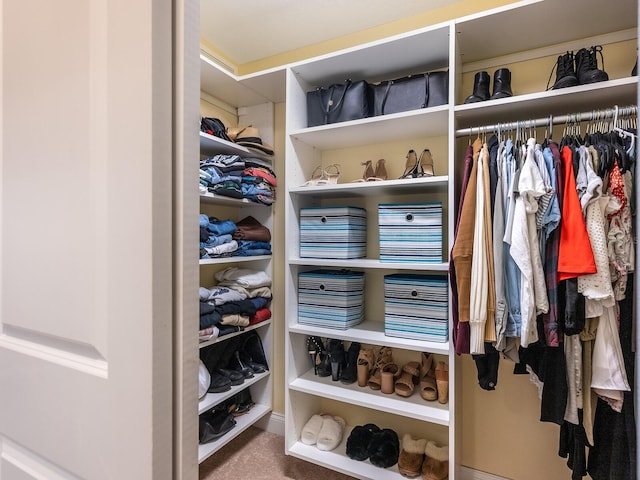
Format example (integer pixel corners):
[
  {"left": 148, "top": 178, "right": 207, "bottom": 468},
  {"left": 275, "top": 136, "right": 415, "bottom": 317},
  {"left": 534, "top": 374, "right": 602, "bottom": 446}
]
[
  {"left": 422, "top": 441, "right": 448, "bottom": 480},
  {"left": 398, "top": 434, "right": 426, "bottom": 478}
]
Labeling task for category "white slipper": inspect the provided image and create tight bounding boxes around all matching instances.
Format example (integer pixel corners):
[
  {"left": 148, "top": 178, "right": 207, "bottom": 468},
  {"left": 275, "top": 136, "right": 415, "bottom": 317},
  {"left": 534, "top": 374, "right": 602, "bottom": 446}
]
[
  {"left": 316, "top": 415, "right": 345, "bottom": 451},
  {"left": 301, "top": 414, "right": 325, "bottom": 445}
]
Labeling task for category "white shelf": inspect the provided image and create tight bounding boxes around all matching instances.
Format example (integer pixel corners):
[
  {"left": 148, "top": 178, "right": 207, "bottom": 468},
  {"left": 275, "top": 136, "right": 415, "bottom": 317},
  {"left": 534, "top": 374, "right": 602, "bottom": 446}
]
[
  {"left": 198, "top": 371, "right": 270, "bottom": 414},
  {"left": 199, "top": 255, "right": 271, "bottom": 266},
  {"left": 290, "top": 369, "right": 449, "bottom": 426},
  {"left": 199, "top": 131, "right": 275, "bottom": 162},
  {"left": 199, "top": 319, "right": 272, "bottom": 349},
  {"left": 289, "top": 106, "right": 449, "bottom": 150},
  {"left": 289, "top": 175, "right": 449, "bottom": 197},
  {"left": 454, "top": 77, "right": 638, "bottom": 128},
  {"left": 289, "top": 320, "right": 450, "bottom": 355},
  {"left": 200, "top": 192, "right": 271, "bottom": 208},
  {"left": 198, "top": 403, "right": 272, "bottom": 464},
  {"left": 289, "top": 431, "right": 406, "bottom": 480},
  {"left": 289, "top": 257, "right": 449, "bottom": 272}
]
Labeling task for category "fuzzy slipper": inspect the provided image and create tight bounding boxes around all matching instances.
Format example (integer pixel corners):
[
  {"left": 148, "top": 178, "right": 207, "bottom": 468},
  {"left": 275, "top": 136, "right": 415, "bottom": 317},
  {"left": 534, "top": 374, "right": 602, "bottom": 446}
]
[
  {"left": 316, "top": 415, "right": 346, "bottom": 451},
  {"left": 346, "top": 423, "right": 380, "bottom": 461},
  {"left": 422, "top": 441, "right": 449, "bottom": 480},
  {"left": 368, "top": 428, "right": 400, "bottom": 469},
  {"left": 301, "top": 413, "right": 325, "bottom": 445},
  {"left": 398, "top": 434, "right": 426, "bottom": 478}
]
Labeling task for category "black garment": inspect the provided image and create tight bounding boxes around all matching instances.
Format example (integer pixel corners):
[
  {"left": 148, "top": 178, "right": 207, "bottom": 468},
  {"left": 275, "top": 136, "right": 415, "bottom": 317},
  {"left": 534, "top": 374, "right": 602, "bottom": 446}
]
[
  {"left": 487, "top": 134, "right": 500, "bottom": 219},
  {"left": 559, "top": 411, "right": 589, "bottom": 479},
  {"left": 588, "top": 274, "right": 636, "bottom": 480},
  {"left": 558, "top": 278, "right": 586, "bottom": 336},
  {"left": 472, "top": 342, "right": 499, "bottom": 390},
  {"left": 540, "top": 346, "right": 568, "bottom": 425}
]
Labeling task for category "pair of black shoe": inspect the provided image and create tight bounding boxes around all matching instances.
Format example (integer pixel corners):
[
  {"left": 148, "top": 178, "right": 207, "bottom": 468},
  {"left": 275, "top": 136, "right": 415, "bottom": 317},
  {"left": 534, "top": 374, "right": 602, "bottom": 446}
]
[
  {"left": 306, "top": 337, "right": 360, "bottom": 384},
  {"left": 549, "top": 45, "right": 608, "bottom": 90},
  {"left": 464, "top": 68, "right": 513, "bottom": 104},
  {"left": 199, "top": 408, "right": 236, "bottom": 444},
  {"left": 346, "top": 424, "right": 400, "bottom": 469}
]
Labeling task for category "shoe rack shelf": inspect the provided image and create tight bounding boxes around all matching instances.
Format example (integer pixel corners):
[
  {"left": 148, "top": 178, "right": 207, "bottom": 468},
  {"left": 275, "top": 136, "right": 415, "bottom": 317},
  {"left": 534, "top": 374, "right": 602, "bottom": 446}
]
[
  {"left": 284, "top": 0, "right": 637, "bottom": 479},
  {"left": 197, "top": 118, "right": 274, "bottom": 465}
]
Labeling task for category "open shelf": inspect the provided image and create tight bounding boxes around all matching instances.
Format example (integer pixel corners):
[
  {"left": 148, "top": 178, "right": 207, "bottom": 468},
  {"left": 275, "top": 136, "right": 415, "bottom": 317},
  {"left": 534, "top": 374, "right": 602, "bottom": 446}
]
[
  {"left": 289, "top": 257, "right": 449, "bottom": 271},
  {"left": 289, "top": 175, "right": 449, "bottom": 198},
  {"left": 199, "top": 319, "right": 272, "bottom": 349},
  {"left": 198, "top": 371, "right": 270, "bottom": 414},
  {"left": 198, "top": 403, "right": 272, "bottom": 464},
  {"left": 290, "top": 369, "right": 449, "bottom": 426},
  {"left": 289, "top": 320, "right": 450, "bottom": 355},
  {"left": 199, "top": 255, "right": 271, "bottom": 266},
  {"left": 200, "top": 192, "right": 271, "bottom": 208}
]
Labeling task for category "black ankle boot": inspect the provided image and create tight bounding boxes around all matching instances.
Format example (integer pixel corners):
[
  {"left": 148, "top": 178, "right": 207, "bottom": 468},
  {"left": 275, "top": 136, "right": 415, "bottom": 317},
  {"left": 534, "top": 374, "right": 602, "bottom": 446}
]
[
  {"left": 632, "top": 59, "right": 637, "bottom": 76},
  {"left": 327, "top": 339, "right": 345, "bottom": 381},
  {"left": 339, "top": 341, "right": 361, "bottom": 384},
  {"left": 464, "top": 71, "right": 490, "bottom": 103},
  {"left": 490, "top": 68, "right": 513, "bottom": 99},
  {"left": 575, "top": 46, "right": 608, "bottom": 85},
  {"left": 550, "top": 51, "right": 579, "bottom": 89}
]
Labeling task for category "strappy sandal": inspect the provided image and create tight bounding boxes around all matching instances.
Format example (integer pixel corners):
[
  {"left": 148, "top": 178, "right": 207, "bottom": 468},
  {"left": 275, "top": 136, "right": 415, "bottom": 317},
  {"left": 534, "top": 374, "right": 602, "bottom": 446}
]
[
  {"left": 323, "top": 164, "right": 341, "bottom": 184},
  {"left": 399, "top": 149, "right": 419, "bottom": 179},
  {"left": 394, "top": 361, "right": 420, "bottom": 397},
  {"left": 300, "top": 165, "right": 327, "bottom": 187},
  {"left": 357, "top": 347, "right": 375, "bottom": 387},
  {"left": 367, "top": 346, "right": 393, "bottom": 390},
  {"left": 419, "top": 352, "right": 438, "bottom": 401}
]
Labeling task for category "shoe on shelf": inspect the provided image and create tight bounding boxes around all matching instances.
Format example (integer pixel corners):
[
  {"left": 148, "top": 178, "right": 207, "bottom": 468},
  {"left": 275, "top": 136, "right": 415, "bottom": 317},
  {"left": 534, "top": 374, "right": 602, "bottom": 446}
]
[
  {"left": 324, "top": 164, "right": 341, "bottom": 184},
  {"left": 380, "top": 363, "right": 401, "bottom": 394},
  {"left": 327, "top": 339, "right": 345, "bottom": 381},
  {"left": 300, "top": 165, "right": 327, "bottom": 187},
  {"left": 464, "top": 71, "right": 490, "bottom": 103},
  {"left": 339, "top": 341, "right": 361, "bottom": 384},
  {"left": 356, "top": 347, "right": 375, "bottom": 387},
  {"left": 435, "top": 361, "right": 449, "bottom": 404},
  {"left": 422, "top": 441, "right": 449, "bottom": 480},
  {"left": 316, "top": 415, "right": 346, "bottom": 451},
  {"left": 399, "top": 150, "right": 419, "bottom": 179},
  {"left": 489, "top": 68, "right": 513, "bottom": 100},
  {"left": 575, "top": 45, "right": 609, "bottom": 85},
  {"left": 346, "top": 423, "right": 380, "bottom": 461},
  {"left": 417, "top": 149, "right": 435, "bottom": 177},
  {"left": 398, "top": 434, "right": 426, "bottom": 478},
  {"left": 353, "top": 160, "right": 386, "bottom": 182},
  {"left": 394, "top": 360, "right": 420, "bottom": 397},
  {"left": 368, "top": 428, "right": 400, "bottom": 469},
  {"left": 306, "top": 336, "right": 326, "bottom": 375},
  {"left": 419, "top": 352, "right": 438, "bottom": 401},
  {"left": 548, "top": 51, "right": 579, "bottom": 90},
  {"left": 199, "top": 409, "right": 236, "bottom": 444},
  {"left": 367, "top": 346, "right": 393, "bottom": 390}
]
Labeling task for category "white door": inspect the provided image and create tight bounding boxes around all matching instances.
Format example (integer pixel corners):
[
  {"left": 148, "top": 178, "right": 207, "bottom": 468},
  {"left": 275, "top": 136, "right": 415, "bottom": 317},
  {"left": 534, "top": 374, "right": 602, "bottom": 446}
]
[{"left": 0, "top": 1, "right": 196, "bottom": 479}]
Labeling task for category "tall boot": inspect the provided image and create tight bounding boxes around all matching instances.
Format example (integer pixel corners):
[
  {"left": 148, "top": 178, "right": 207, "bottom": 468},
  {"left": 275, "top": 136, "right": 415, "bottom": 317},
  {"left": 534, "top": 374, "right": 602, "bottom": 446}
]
[
  {"left": 464, "top": 71, "right": 490, "bottom": 104},
  {"left": 490, "top": 68, "right": 513, "bottom": 99},
  {"left": 575, "top": 45, "right": 608, "bottom": 85},
  {"left": 550, "top": 51, "right": 579, "bottom": 89}
]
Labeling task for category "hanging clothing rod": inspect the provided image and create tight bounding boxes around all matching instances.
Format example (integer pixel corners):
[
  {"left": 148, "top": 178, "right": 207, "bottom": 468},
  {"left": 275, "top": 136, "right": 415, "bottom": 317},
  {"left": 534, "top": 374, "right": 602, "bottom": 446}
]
[{"left": 455, "top": 104, "right": 637, "bottom": 137}]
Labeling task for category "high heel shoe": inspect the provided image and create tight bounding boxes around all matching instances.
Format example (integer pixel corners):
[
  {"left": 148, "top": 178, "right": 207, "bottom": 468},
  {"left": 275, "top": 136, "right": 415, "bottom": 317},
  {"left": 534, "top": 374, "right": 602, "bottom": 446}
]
[
  {"left": 399, "top": 149, "right": 419, "bottom": 179},
  {"left": 417, "top": 149, "right": 435, "bottom": 177},
  {"left": 306, "top": 336, "right": 326, "bottom": 375},
  {"left": 300, "top": 165, "right": 327, "bottom": 187},
  {"left": 327, "top": 339, "right": 345, "bottom": 381},
  {"left": 324, "top": 164, "right": 341, "bottom": 184},
  {"left": 373, "top": 158, "right": 388, "bottom": 180}
]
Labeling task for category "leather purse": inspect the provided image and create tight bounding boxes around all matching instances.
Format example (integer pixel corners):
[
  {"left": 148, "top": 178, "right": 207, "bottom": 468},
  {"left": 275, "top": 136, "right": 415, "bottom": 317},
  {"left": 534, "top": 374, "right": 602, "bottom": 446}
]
[
  {"left": 306, "top": 79, "right": 370, "bottom": 127},
  {"left": 371, "top": 70, "right": 449, "bottom": 116}
]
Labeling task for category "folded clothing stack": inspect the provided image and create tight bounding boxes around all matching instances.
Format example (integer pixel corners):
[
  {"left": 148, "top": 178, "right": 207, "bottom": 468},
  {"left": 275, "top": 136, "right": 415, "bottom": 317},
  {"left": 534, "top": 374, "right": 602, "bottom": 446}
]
[
  {"left": 199, "top": 267, "right": 272, "bottom": 340},
  {"left": 200, "top": 215, "right": 271, "bottom": 259},
  {"left": 242, "top": 157, "right": 277, "bottom": 206},
  {"left": 200, "top": 154, "right": 245, "bottom": 199}
]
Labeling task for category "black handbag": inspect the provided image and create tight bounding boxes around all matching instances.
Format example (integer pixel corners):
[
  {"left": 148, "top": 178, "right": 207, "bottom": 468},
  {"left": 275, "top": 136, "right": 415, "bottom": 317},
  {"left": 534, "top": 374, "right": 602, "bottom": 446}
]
[
  {"left": 371, "top": 70, "right": 449, "bottom": 116},
  {"left": 426, "top": 70, "right": 449, "bottom": 107},
  {"left": 306, "top": 79, "right": 370, "bottom": 127}
]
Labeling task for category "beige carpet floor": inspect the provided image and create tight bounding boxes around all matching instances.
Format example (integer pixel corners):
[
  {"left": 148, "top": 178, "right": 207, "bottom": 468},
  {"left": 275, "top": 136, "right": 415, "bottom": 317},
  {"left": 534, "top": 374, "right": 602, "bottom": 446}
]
[{"left": 199, "top": 426, "right": 356, "bottom": 480}]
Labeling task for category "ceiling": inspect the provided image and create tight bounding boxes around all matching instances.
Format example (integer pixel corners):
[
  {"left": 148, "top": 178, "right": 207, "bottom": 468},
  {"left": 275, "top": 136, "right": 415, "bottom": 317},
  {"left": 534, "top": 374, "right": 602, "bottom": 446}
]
[{"left": 200, "top": 0, "right": 461, "bottom": 65}]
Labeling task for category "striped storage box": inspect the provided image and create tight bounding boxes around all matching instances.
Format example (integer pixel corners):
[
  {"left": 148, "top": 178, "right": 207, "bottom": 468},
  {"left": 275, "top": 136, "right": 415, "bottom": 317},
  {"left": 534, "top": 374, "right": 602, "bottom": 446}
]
[
  {"left": 384, "top": 273, "right": 448, "bottom": 342},
  {"left": 298, "top": 269, "right": 365, "bottom": 329},
  {"left": 378, "top": 202, "right": 442, "bottom": 263},
  {"left": 300, "top": 206, "right": 366, "bottom": 259}
]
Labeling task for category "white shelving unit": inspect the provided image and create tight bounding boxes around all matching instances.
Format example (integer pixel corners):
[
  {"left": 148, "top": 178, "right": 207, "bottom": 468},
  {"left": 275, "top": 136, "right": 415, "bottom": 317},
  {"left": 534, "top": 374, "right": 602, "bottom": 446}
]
[
  {"left": 283, "top": 0, "right": 637, "bottom": 479},
  {"left": 196, "top": 110, "right": 277, "bottom": 463}
]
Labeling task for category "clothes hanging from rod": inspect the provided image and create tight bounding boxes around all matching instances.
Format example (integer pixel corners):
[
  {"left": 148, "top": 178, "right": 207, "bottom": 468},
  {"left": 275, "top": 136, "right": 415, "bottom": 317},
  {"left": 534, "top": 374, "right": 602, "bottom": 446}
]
[{"left": 450, "top": 104, "right": 637, "bottom": 480}]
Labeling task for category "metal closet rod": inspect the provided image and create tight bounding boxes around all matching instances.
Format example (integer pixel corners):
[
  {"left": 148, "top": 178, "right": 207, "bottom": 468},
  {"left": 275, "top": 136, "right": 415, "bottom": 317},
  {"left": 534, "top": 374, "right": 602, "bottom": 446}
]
[{"left": 455, "top": 104, "right": 638, "bottom": 137}]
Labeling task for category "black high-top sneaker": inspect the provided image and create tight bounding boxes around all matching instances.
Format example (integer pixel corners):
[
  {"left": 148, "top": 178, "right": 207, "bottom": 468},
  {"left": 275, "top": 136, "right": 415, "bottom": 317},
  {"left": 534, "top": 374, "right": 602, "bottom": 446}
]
[
  {"left": 549, "top": 51, "right": 579, "bottom": 89},
  {"left": 575, "top": 45, "right": 609, "bottom": 84}
]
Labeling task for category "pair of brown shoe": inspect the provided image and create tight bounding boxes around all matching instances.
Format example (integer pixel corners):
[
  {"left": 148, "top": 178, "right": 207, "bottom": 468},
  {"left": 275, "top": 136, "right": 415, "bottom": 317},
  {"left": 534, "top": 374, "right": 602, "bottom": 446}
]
[{"left": 398, "top": 434, "right": 448, "bottom": 479}]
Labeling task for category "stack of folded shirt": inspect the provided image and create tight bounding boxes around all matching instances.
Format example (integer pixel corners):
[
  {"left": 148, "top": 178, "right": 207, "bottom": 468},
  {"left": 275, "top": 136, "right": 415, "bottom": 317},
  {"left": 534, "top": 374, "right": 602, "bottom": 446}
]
[
  {"left": 231, "top": 216, "right": 272, "bottom": 257},
  {"left": 199, "top": 267, "right": 273, "bottom": 341},
  {"left": 242, "top": 157, "right": 277, "bottom": 205},
  {"left": 200, "top": 215, "right": 238, "bottom": 259},
  {"left": 199, "top": 154, "right": 245, "bottom": 199}
]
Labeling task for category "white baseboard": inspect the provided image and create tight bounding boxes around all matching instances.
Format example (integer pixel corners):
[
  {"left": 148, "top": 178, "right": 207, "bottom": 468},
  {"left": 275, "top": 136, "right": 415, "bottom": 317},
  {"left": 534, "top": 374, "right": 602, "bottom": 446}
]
[
  {"left": 254, "top": 411, "right": 286, "bottom": 436},
  {"left": 459, "top": 466, "right": 510, "bottom": 480}
]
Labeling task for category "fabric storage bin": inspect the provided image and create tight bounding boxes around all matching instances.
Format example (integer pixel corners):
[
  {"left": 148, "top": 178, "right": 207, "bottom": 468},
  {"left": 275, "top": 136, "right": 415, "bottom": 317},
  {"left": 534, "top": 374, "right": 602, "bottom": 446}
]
[
  {"left": 384, "top": 273, "right": 448, "bottom": 342},
  {"left": 298, "top": 269, "right": 365, "bottom": 329},
  {"left": 300, "top": 206, "right": 367, "bottom": 259},
  {"left": 378, "top": 202, "right": 442, "bottom": 262}
]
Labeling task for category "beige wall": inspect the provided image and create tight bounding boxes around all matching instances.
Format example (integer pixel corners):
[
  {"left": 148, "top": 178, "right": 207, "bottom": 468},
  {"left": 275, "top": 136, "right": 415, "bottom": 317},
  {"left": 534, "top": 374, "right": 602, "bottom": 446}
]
[{"left": 199, "top": 3, "right": 637, "bottom": 479}]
